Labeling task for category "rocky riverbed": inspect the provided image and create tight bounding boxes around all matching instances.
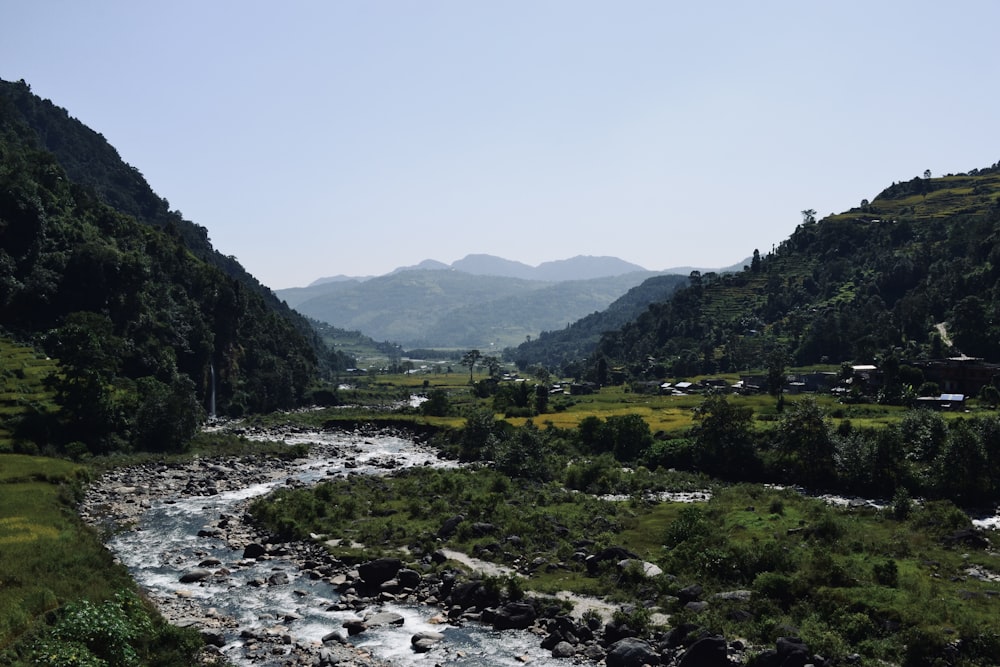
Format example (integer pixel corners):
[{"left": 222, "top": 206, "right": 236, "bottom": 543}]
[
  {"left": 79, "top": 423, "right": 824, "bottom": 667},
  {"left": 79, "top": 424, "right": 405, "bottom": 666}
]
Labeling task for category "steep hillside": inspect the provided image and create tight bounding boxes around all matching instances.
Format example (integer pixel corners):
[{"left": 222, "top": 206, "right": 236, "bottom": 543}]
[
  {"left": 587, "top": 167, "right": 1000, "bottom": 380},
  {"left": 0, "top": 78, "right": 334, "bottom": 370},
  {"left": 0, "top": 80, "right": 325, "bottom": 454},
  {"left": 507, "top": 273, "right": 690, "bottom": 372}
]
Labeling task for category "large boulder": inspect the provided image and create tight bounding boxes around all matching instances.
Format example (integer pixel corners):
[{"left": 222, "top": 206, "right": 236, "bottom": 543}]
[
  {"left": 449, "top": 580, "right": 500, "bottom": 610},
  {"left": 242, "top": 542, "right": 267, "bottom": 559},
  {"left": 411, "top": 630, "right": 445, "bottom": 653},
  {"left": 749, "top": 636, "right": 810, "bottom": 667},
  {"left": 179, "top": 568, "right": 212, "bottom": 583},
  {"left": 586, "top": 546, "right": 641, "bottom": 574},
  {"left": 397, "top": 568, "right": 422, "bottom": 588},
  {"left": 677, "top": 635, "right": 728, "bottom": 667},
  {"left": 438, "top": 515, "right": 464, "bottom": 538},
  {"left": 606, "top": 637, "right": 660, "bottom": 667},
  {"left": 552, "top": 641, "right": 576, "bottom": 658},
  {"left": 358, "top": 557, "right": 402, "bottom": 585},
  {"left": 365, "top": 611, "right": 405, "bottom": 628},
  {"left": 492, "top": 601, "right": 536, "bottom": 630}
]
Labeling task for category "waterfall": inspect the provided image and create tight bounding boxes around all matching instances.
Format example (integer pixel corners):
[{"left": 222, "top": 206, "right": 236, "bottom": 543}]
[{"left": 209, "top": 362, "right": 216, "bottom": 419}]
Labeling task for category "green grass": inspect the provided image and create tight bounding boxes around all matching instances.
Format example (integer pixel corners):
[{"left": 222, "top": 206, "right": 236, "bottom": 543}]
[
  {"left": 0, "top": 454, "right": 202, "bottom": 665},
  {"left": 249, "top": 466, "right": 1000, "bottom": 665},
  {"left": 0, "top": 455, "right": 104, "bottom": 647}
]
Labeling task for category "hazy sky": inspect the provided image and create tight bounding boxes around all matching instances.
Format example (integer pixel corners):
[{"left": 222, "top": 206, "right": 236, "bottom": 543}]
[{"left": 4, "top": 2, "right": 999, "bottom": 289}]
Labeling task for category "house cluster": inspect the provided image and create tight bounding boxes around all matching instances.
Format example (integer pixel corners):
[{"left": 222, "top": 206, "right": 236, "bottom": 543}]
[{"left": 625, "top": 356, "right": 1000, "bottom": 411}]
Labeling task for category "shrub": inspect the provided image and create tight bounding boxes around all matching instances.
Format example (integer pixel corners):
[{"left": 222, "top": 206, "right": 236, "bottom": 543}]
[
  {"left": 753, "top": 572, "right": 796, "bottom": 608},
  {"left": 612, "top": 605, "right": 651, "bottom": 635},
  {"left": 873, "top": 559, "right": 899, "bottom": 587},
  {"left": 664, "top": 505, "right": 708, "bottom": 547},
  {"left": 30, "top": 591, "right": 152, "bottom": 667}
]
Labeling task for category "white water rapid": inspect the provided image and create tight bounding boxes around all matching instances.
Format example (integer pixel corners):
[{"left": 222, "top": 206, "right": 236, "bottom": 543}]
[{"left": 103, "top": 429, "right": 577, "bottom": 667}]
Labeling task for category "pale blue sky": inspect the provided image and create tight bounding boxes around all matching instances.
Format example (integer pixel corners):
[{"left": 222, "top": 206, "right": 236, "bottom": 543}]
[{"left": 4, "top": 1, "right": 999, "bottom": 288}]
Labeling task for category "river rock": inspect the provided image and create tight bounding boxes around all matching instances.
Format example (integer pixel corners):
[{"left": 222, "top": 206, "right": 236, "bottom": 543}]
[
  {"left": 492, "top": 601, "right": 536, "bottom": 630},
  {"left": 365, "top": 611, "right": 405, "bottom": 628},
  {"left": 358, "top": 557, "right": 402, "bottom": 585},
  {"left": 343, "top": 619, "right": 367, "bottom": 636},
  {"left": 179, "top": 568, "right": 212, "bottom": 583},
  {"left": 397, "top": 568, "right": 422, "bottom": 588},
  {"left": 438, "top": 514, "right": 465, "bottom": 538},
  {"left": 243, "top": 542, "right": 267, "bottom": 559},
  {"left": 267, "top": 571, "right": 289, "bottom": 586},
  {"left": 551, "top": 640, "right": 576, "bottom": 658},
  {"left": 411, "top": 630, "right": 445, "bottom": 652},
  {"left": 322, "top": 629, "right": 347, "bottom": 644},
  {"left": 606, "top": 637, "right": 660, "bottom": 667},
  {"left": 201, "top": 629, "right": 227, "bottom": 647},
  {"left": 677, "top": 635, "right": 728, "bottom": 667}
]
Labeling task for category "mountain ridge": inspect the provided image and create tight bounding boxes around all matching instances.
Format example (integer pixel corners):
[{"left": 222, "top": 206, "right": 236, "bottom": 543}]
[
  {"left": 282, "top": 256, "right": 749, "bottom": 349},
  {"left": 308, "top": 253, "right": 662, "bottom": 286}
]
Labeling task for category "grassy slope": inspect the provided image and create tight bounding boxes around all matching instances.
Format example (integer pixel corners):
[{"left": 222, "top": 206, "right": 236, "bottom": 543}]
[{"left": 0, "top": 455, "right": 111, "bottom": 646}]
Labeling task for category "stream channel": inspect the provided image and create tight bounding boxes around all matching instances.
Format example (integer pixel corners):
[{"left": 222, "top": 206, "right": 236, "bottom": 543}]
[{"left": 102, "top": 427, "right": 581, "bottom": 667}]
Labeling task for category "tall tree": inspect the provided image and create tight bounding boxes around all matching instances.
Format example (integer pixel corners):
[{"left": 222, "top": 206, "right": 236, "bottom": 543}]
[{"left": 461, "top": 349, "right": 482, "bottom": 383}]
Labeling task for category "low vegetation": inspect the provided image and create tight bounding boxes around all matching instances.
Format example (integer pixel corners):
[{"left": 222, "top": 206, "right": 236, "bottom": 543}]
[
  {"left": 0, "top": 455, "right": 202, "bottom": 665},
  {"left": 249, "top": 461, "right": 1000, "bottom": 666}
]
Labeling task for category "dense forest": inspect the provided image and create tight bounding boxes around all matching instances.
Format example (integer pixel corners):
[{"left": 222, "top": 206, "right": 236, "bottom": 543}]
[
  {"left": 0, "top": 78, "right": 350, "bottom": 455},
  {"left": 575, "top": 169, "right": 1000, "bottom": 381}
]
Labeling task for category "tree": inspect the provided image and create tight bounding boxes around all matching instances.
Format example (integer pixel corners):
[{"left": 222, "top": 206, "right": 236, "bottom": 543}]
[
  {"left": 534, "top": 383, "right": 549, "bottom": 415},
  {"left": 766, "top": 350, "right": 787, "bottom": 397},
  {"left": 483, "top": 355, "right": 502, "bottom": 379},
  {"left": 801, "top": 209, "right": 817, "bottom": 225},
  {"left": 44, "top": 312, "right": 127, "bottom": 453},
  {"left": 494, "top": 420, "right": 554, "bottom": 481},
  {"left": 775, "top": 398, "right": 835, "bottom": 487},
  {"left": 461, "top": 349, "right": 482, "bottom": 383},
  {"left": 603, "top": 414, "right": 653, "bottom": 463},
  {"left": 691, "top": 395, "right": 756, "bottom": 479},
  {"left": 421, "top": 388, "right": 451, "bottom": 417},
  {"left": 933, "top": 419, "right": 989, "bottom": 503},
  {"left": 458, "top": 408, "right": 500, "bottom": 461}
]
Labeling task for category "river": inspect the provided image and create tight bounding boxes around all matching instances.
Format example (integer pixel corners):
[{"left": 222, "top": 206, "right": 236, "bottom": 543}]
[{"left": 98, "top": 428, "right": 581, "bottom": 667}]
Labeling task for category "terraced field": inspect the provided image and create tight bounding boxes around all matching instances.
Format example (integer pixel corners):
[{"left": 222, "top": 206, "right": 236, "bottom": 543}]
[{"left": 0, "top": 338, "right": 59, "bottom": 449}]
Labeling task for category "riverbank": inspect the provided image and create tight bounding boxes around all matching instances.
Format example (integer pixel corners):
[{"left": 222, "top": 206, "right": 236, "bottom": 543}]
[
  {"left": 80, "top": 423, "right": 620, "bottom": 666},
  {"left": 79, "top": 424, "right": 407, "bottom": 666}
]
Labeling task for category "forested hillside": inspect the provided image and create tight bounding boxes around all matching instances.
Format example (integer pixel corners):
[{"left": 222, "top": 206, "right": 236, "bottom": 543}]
[
  {"left": 0, "top": 78, "right": 346, "bottom": 369},
  {"left": 0, "top": 79, "right": 332, "bottom": 455},
  {"left": 507, "top": 273, "right": 690, "bottom": 373},
  {"left": 587, "top": 168, "right": 1000, "bottom": 380}
]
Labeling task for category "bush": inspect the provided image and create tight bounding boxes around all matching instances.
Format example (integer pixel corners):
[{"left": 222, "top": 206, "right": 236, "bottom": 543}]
[
  {"left": 612, "top": 605, "right": 652, "bottom": 635},
  {"left": 30, "top": 591, "right": 152, "bottom": 667},
  {"left": 873, "top": 559, "right": 899, "bottom": 587},
  {"left": 753, "top": 572, "right": 796, "bottom": 608}
]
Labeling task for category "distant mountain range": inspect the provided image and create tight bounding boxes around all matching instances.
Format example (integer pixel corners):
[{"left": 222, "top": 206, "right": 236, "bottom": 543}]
[
  {"left": 278, "top": 255, "right": 748, "bottom": 349},
  {"left": 308, "top": 254, "right": 656, "bottom": 286}
]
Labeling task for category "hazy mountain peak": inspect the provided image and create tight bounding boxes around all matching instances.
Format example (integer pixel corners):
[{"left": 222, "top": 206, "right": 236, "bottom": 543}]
[{"left": 450, "top": 254, "right": 536, "bottom": 278}]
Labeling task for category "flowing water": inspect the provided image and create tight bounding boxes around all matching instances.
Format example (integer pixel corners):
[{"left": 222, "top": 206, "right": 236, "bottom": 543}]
[{"left": 106, "top": 430, "right": 570, "bottom": 666}]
